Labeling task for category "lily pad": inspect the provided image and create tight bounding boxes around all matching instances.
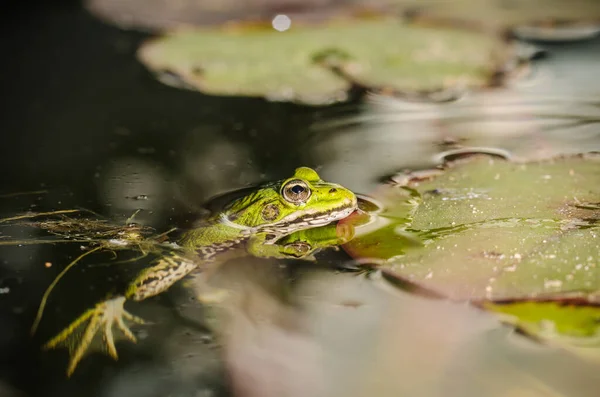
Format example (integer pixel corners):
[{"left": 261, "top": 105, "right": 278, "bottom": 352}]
[
  {"left": 484, "top": 298, "right": 600, "bottom": 340},
  {"left": 343, "top": 154, "right": 600, "bottom": 300},
  {"left": 85, "top": 0, "right": 378, "bottom": 32},
  {"left": 399, "top": 0, "right": 600, "bottom": 36},
  {"left": 343, "top": 153, "right": 600, "bottom": 347},
  {"left": 137, "top": 18, "right": 509, "bottom": 105},
  {"left": 483, "top": 298, "right": 600, "bottom": 362}
]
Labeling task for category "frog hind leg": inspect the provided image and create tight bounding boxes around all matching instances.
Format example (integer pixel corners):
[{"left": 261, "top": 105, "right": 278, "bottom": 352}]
[
  {"left": 44, "top": 252, "right": 198, "bottom": 376},
  {"left": 43, "top": 296, "right": 145, "bottom": 377}
]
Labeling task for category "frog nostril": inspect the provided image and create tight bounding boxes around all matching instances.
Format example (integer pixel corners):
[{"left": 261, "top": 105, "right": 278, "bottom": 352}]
[{"left": 329, "top": 188, "right": 337, "bottom": 193}]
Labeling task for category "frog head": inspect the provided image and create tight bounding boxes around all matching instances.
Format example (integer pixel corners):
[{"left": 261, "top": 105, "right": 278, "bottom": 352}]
[{"left": 222, "top": 167, "right": 357, "bottom": 237}]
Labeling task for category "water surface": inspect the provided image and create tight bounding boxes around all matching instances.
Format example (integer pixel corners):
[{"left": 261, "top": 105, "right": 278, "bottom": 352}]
[{"left": 1, "top": 2, "right": 599, "bottom": 396}]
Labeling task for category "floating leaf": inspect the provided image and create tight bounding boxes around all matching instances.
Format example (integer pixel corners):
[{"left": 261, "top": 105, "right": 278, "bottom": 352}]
[
  {"left": 483, "top": 298, "right": 600, "bottom": 362},
  {"left": 343, "top": 153, "right": 600, "bottom": 348},
  {"left": 138, "top": 18, "right": 509, "bottom": 105},
  {"left": 484, "top": 299, "right": 600, "bottom": 340},
  {"left": 343, "top": 154, "right": 600, "bottom": 300},
  {"left": 85, "top": 0, "right": 393, "bottom": 32},
  {"left": 399, "top": 0, "right": 600, "bottom": 38}
]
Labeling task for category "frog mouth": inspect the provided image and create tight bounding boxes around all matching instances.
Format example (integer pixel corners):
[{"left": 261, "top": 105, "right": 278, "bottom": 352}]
[
  {"left": 219, "top": 198, "right": 357, "bottom": 236},
  {"left": 260, "top": 200, "right": 357, "bottom": 235},
  {"left": 293, "top": 204, "right": 356, "bottom": 225}
]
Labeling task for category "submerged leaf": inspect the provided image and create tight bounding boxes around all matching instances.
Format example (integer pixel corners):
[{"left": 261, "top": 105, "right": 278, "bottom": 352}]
[{"left": 138, "top": 18, "right": 508, "bottom": 105}]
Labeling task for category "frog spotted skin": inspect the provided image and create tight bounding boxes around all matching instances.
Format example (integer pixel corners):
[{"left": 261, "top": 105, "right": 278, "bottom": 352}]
[{"left": 43, "top": 167, "right": 357, "bottom": 376}]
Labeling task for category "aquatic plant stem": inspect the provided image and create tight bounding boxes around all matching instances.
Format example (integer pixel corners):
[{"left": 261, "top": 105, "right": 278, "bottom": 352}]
[
  {"left": 0, "top": 239, "right": 93, "bottom": 246},
  {"left": 31, "top": 245, "right": 103, "bottom": 335},
  {"left": 0, "top": 209, "right": 80, "bottom": 224}
]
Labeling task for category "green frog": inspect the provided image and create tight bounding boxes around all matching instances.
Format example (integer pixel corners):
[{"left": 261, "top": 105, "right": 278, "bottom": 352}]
[{"left": 43, "top": 167, "right": 357, "bottom": 376}]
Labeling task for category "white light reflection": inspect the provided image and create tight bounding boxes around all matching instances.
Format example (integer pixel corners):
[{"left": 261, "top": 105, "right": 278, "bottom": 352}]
[{"left": 272, "top": 14, "right": 291, "bottom": 32}]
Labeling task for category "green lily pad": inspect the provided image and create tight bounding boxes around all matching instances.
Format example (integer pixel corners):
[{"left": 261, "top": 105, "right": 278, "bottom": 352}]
[
  {"left": 343, "top": 153, "right": 600, "bottom": 346},
  {"left": 484, "top": 299, "right": 600, "bottom": 340},
  {"left": 137, "top": 18, "right": 509, "bottom": 105},
  {"left": 482, "top": 298, "right": 600, "bottom": 362},
  {"left": 343, "top": 154, "right": 600, "bottom": 300}
]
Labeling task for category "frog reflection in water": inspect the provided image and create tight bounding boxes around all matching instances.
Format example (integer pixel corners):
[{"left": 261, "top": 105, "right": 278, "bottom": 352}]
[{"left": 43, "top": 167, "right": 358, "bottom": 376}]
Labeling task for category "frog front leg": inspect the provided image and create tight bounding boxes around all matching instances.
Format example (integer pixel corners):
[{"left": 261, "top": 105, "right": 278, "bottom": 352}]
[
  {"left": 44, "top": 251, "right": 198, "bottom": 376},
  {"left": 247, "top": 222, "right": 355, "bottom": 259}
]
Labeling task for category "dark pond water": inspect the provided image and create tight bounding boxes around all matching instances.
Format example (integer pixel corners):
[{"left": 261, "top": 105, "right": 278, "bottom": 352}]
[{"left": 1, "top": 1, "right": 599, "bottom": 397}]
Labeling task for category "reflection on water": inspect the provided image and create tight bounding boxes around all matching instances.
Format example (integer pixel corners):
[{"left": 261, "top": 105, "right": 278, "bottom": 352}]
[
  {"left": 180, "top": 260, "right": 600, "bottom": 397},
  {"left": 309, "top": 38, "right": 600, "bottom": 193},
  {"left": 1, "top": 4, "right": 599, "bottom": 397}
]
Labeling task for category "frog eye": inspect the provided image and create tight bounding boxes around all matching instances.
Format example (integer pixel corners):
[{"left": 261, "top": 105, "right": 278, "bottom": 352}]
[{"left": 282, "top": 179, "right": 311, "bottom": 204}]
